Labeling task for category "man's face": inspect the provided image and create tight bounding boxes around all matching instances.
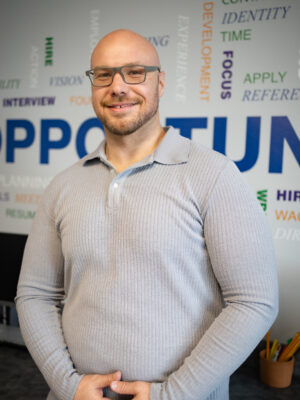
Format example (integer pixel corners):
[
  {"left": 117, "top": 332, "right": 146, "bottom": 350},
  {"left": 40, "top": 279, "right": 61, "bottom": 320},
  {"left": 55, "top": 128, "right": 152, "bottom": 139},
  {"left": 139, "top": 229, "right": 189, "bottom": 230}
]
[{"left": 90, "top": 33, "right": 165, "bottom": 136}]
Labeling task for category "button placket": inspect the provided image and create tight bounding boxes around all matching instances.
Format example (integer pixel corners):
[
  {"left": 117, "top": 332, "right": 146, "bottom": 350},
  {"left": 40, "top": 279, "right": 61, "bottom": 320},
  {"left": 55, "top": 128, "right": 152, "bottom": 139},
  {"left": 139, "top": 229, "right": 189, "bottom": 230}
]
[
  {"left": 107, "top": 173, "right": 126, "bottom": 209},
  {"left": 106, "top": 169, "right": 132, "bottom": 209},
  {"left": 107, "top": 168, "right": 117, "bottom": 209}
]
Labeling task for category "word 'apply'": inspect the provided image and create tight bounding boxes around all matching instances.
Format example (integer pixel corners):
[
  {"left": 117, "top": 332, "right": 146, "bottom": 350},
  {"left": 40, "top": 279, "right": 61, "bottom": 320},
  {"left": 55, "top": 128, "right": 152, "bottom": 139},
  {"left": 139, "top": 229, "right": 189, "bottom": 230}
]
[{"left": 244, "top": 72, "right": 287, "bottom": 84}]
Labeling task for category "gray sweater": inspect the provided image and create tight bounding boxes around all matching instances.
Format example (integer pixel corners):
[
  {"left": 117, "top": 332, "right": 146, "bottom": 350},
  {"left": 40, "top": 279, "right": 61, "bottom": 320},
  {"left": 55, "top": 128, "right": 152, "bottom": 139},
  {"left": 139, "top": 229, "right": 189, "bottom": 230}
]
[{"left": 16, "top": 127, "right": 278, "bottom": 400}]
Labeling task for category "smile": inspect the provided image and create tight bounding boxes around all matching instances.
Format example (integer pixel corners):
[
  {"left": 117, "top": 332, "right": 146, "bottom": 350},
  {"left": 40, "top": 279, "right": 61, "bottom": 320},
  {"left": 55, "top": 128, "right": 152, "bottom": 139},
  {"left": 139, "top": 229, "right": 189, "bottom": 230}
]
[{"left": 106, "top": 103, "right": 138, "bottom": 112}]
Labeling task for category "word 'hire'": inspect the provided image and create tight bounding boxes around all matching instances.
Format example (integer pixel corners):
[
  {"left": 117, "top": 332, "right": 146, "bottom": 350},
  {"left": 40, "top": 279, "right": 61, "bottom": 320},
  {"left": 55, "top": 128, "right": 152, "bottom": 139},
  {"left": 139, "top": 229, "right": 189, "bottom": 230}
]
[
  {"left": 45, "top": 37, "right": 53, "bottom": 66},
  {"left": 277, "top": 190, "right": 300, "bottom": 202}
]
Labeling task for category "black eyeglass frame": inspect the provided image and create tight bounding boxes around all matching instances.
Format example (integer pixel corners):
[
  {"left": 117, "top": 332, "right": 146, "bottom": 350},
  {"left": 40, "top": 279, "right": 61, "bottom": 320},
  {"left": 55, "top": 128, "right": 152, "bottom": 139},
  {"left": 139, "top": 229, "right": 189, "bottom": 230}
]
[{"left": 85, "top": 65, "right": 161, "bottom": 87}]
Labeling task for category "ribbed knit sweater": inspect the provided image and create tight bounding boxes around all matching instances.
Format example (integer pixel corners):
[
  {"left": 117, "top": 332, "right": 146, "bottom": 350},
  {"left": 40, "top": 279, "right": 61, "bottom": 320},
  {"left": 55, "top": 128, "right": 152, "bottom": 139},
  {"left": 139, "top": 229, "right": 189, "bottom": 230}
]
[{"left": 16, "top": 127, "right": 278, "bottom": 400}]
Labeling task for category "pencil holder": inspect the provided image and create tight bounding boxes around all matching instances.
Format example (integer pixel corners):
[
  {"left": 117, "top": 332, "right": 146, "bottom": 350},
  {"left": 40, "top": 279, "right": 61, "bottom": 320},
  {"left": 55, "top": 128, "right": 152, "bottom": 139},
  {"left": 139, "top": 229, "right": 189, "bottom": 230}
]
[{"left": 259, "top": 349, "right": 295, "bottom": 388}]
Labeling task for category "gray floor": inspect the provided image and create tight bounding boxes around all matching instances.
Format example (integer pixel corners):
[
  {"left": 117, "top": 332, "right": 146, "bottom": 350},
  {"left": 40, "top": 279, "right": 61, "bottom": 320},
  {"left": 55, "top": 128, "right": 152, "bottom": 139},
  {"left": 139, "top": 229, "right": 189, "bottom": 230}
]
[{"left": 0, "top": 341, "right": 299, "bottom": 399}]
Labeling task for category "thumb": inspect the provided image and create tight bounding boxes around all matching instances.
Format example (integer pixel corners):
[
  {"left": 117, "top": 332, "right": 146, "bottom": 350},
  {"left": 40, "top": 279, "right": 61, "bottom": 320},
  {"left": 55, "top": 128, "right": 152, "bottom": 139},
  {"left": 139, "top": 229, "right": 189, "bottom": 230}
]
[
  {"left": 99, "top": 371, "right": 122, "bottom": 387},
  {"left": 110, "top": 380, "right": 139, "bottom": 395}
]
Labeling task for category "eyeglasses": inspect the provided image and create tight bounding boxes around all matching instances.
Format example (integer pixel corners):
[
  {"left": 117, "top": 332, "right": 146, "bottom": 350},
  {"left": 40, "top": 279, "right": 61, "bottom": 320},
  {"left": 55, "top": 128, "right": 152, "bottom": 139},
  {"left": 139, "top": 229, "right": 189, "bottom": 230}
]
[{"left": 85, "top": 65, "right": 160, "bottom": 87}]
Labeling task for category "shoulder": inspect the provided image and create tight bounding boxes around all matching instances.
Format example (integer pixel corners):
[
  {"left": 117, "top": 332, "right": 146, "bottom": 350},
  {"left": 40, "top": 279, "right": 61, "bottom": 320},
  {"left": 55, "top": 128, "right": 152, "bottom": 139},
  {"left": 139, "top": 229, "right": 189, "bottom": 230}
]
[
  {"left": 40, "top": 149, "right": 101, "bottom": 213},
  {"left": 46, "top": 142, "right": 102, "bottom": 189},
  {"left": 163, "top": 126, "right": 230, "bottom": 174},
  {"left": 189, "top": 140, "right": 230, "bottom": 172},
  {"left": 46, "top": 157, "right": 86, "bottom": 191},
  {"left": 183, "top": 139, "right": 236, "bottom": 195},
  {"left": 180, "top": 138, "right": 251, "bottom": 214}
]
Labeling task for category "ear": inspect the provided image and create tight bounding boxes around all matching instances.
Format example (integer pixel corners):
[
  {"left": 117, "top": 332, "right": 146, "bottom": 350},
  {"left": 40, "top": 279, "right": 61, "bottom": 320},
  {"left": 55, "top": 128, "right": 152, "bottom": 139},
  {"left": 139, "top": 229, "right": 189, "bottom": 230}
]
[{"left": 158, "top": 70, "right": 166, "bottom": 98}]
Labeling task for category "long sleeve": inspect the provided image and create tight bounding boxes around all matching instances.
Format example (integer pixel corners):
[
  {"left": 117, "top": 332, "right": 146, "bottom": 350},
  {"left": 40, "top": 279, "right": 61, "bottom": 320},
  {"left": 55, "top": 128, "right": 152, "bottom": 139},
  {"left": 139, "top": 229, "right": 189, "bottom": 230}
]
[
  {"left": 15, "top": 193, "right": 83, "bottom": 400},
  {"left": 150, "top": 161, "right": 278, "bottom": 400}
]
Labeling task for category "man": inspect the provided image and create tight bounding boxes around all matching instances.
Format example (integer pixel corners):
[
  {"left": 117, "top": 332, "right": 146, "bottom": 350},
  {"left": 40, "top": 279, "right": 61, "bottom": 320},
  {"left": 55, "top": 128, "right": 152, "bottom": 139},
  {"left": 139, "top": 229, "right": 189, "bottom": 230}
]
[{"left": 16, "top": 29, "right": 278, "bottom": 400}]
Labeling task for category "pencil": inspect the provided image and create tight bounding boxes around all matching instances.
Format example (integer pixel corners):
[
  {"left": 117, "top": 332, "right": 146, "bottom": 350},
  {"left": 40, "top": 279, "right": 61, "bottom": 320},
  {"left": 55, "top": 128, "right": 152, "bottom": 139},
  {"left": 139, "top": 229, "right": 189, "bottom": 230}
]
[
  {"left": 270, "top": 339, "right": 278, "bottom": 360},
  {"left": 280, "top": 338, "right": 300, "bottom": 361},
  {"left": 278, "top": 333, "right": 300, "bottom": 361}
]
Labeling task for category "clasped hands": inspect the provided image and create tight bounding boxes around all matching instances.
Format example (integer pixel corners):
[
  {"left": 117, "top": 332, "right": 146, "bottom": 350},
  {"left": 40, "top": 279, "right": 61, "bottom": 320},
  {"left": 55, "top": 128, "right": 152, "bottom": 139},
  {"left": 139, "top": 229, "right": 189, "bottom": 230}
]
[{"left": 74, "top": 371, "right": 151, "bottom": 400}]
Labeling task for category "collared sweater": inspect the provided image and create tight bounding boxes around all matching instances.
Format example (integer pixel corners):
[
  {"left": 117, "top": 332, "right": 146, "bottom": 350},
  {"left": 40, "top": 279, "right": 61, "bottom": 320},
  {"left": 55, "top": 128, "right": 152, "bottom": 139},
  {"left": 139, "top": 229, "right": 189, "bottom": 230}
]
[{"left": 16, "top": 127, "right": 278, "bottom": 400}]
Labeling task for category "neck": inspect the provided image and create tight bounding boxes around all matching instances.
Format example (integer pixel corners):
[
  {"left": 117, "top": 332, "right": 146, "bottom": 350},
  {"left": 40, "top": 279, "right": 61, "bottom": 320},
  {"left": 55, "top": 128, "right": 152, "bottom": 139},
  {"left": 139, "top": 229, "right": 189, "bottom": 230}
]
[{"left": 104, "top": 116, "right": 165, "bottom": 173}]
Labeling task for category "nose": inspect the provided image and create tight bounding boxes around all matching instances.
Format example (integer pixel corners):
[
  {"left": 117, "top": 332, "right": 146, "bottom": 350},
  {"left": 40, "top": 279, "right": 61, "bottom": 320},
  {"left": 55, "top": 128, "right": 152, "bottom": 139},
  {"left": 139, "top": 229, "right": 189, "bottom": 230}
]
[{"left": 109, "top": 71, "right": 129, "bottom": 97}]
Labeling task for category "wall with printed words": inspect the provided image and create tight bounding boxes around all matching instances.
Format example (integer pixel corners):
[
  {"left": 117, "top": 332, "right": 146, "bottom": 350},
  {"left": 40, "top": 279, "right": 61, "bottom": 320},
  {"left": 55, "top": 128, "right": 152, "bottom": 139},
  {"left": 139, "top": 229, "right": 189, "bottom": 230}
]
[{"left": 0, "top": 0, "right": 299, "bottom": 341}]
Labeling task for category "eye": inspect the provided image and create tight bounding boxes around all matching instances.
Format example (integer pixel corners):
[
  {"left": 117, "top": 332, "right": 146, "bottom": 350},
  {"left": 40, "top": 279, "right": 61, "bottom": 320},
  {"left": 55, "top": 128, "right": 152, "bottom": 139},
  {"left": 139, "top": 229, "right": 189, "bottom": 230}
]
[
  {"left": 94, "top": 69, "right": 112, "bottom": 80},
  {"left": 126, "top": 67, "right": 145, "bottom": 77}
]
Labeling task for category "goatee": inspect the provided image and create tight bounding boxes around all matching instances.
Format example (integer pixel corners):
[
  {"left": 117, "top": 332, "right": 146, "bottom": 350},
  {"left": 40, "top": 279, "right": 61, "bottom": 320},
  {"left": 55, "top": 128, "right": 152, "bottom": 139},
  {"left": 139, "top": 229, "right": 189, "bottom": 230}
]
[{"left": 99, "top": 94, "right": 159, "bottom": 136}]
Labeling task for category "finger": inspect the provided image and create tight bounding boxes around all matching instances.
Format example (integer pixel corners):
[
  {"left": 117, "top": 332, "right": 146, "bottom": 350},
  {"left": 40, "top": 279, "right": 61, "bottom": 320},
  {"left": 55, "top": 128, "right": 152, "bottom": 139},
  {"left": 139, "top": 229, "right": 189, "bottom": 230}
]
[
  {"left": 99, "top": 371, "right": 122, "bottom": 387},
  {"left": 110, "top": 380, "right": 140, "bottom": 395}
]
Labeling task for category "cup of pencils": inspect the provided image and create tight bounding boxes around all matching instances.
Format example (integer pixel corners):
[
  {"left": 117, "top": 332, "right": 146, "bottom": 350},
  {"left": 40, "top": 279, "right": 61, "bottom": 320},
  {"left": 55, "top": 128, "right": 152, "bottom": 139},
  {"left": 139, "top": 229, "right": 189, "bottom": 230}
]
[{"left": 259, "top": 331, "right": 300, "bottom": 388}]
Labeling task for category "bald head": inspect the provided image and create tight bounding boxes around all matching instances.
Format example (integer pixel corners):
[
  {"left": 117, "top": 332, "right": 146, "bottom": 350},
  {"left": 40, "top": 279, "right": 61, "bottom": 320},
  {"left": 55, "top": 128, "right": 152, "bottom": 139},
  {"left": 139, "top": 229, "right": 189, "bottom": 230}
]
[{"left": 91, "top": 29, "right": 161, "bottom": 69}]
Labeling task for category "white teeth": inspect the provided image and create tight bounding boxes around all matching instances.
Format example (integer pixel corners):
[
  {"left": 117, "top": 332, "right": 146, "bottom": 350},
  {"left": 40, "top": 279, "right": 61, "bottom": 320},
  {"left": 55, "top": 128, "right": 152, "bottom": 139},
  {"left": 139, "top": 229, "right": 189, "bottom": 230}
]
[{"left": 108, "top": 104, "right": 135, "bottom": 109}]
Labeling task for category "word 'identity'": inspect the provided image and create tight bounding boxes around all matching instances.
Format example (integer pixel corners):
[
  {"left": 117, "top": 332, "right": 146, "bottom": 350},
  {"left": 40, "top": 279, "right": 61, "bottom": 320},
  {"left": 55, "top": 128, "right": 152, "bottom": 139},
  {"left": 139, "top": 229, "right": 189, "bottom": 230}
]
[{"left": 222, "top": 6, "right": 291, "bottom": 24}]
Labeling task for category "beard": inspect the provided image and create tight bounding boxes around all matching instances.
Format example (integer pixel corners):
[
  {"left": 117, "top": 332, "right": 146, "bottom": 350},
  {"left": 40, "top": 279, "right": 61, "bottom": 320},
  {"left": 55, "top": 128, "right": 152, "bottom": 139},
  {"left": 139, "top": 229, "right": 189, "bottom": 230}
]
[{"left": 95, "top": 91, "right": 160, "bottom": 136}]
